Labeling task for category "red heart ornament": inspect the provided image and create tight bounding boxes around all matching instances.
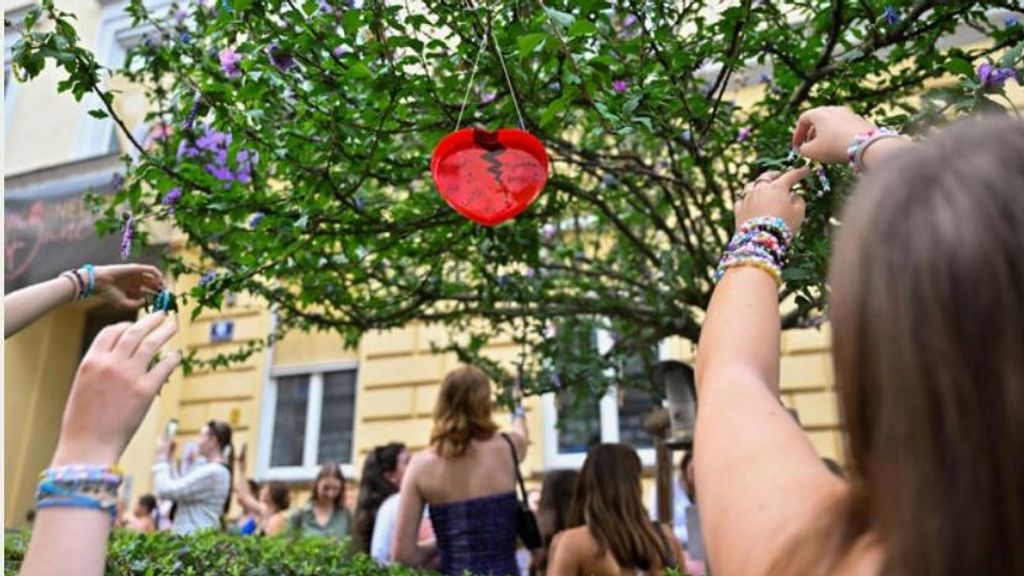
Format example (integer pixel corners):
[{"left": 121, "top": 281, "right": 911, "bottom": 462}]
[{"left": 431, "top": 127, "right": 549, "bottom": 227}]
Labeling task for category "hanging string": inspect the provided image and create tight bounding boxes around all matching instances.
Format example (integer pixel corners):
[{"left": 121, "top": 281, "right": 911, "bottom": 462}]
[
  {"left": 454, "top": 2, "right": 528, "bottom": 131},
  {"left": 490, "top": 18, "right": 527, "bottom": 130},
  {"left": 455, "top": 25, "right": 491, "bottom": 131}
]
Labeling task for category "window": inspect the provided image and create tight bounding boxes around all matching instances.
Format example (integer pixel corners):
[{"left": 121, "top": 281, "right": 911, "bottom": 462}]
[
  {"left": 542, "top": 330, "right": 667, "bottom": 469},
  {"left": 257, "top": 362, "right": 359, "bottom": 481}
]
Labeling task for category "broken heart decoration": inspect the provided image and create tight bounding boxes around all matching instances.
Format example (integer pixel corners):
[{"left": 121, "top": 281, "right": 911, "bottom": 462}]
[{"left": 431, "top": 127, "right": 549, "bottom": 227}]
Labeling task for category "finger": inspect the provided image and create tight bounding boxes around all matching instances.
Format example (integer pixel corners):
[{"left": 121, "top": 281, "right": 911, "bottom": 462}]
[
  {"left": 92, "top": 322, "right": 133, "bottom": 353},
  {"left": 792, "top": 111, "right": 816, "bottom": 147},
  {"left": 122, "top": 297, "right": 147, "bottom": 310},
  {"left": 114, "top": 311, "right": 167, "bottom": 357},
  {"left": 758, "top": 170, "right": 782, "bottom": 182},
  {"left": 134, "top": 316, "right": 179, "bottom": 362},
  {"left": 144, "top": 351, "right": 183, "bottom": 395},
  {"left": 773, "top": 166, "right": 811, "bottom": 191}
]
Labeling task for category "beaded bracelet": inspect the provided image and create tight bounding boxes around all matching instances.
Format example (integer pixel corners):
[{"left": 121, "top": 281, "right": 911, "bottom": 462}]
[
  {"left": 35, "top": 464, "right": 123, "bottom": 520},
  {"left": 39, "top": 464, "right": 125, "bottom": 484},
  {"left": 846, "top": 128, "right": 900, "bottom": 174},
  {"left": 715, "top": 217, "right": 793, "bottom": 287}
]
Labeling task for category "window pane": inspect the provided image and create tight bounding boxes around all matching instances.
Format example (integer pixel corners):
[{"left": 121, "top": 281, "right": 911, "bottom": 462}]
[
  {"left": 318, "top": 370, "right": 357, "bottom": 464},
  {"left": 618, "top": 350, "right": 661, "bottom": 450},
  {"left": 557, "top": 390, "right": 602, "bottom": 454},
  {"left": 270, "top": 375, "right": 309, "bottom": 467}
]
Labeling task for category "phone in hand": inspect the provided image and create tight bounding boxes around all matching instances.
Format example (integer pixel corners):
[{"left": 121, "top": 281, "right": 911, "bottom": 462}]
[{"left": 165, "top": 418, "right": 179, "bottom": 440}]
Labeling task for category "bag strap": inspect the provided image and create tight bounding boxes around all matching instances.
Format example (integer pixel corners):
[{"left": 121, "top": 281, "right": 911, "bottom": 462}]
[{"left": 500, "top": 432, "right": 529, "bottom": 504}]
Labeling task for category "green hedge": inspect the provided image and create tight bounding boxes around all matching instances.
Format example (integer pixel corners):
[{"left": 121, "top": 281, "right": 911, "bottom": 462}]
[{"left": 4, "top": 531, "right": 433, "bottom": 576}]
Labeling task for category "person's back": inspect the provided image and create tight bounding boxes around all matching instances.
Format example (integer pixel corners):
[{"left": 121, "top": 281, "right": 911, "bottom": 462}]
[
  {"left": 393, "top": 365, "right": 530, "bottom": 576},
  {"left": 547, "top": 444, "right": 683, "bottom": 576}
]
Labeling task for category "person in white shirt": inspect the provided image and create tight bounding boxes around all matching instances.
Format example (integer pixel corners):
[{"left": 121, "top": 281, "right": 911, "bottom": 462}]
[
  {"left": 153, "top": 420, "right": 234, "bottom": 534},
  {"left": 352, "top": 442, "right": 412, "bottom": 563},
  {"left": 647, "top": 452, "right": 695, "bottom": 548}
]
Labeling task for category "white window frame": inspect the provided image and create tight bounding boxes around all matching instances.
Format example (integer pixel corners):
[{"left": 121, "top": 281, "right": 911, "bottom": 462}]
[
  {"left": 542, "top": 331, "right": 668, "bottom": 470},
  {"left": 256, "top": 360, "right": 360, "bottom": 482},
  {"left": 72, "top": 0, "right": 172, "bottom": 159}
]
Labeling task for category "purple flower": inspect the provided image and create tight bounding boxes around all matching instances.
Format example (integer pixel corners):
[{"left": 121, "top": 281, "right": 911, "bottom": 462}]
[
  {"left": 542, "top": 223, "right": 557, "bottom": 242},
  {"left": 111, "top": 173, "right": 125, "bottom": 191},
  {"left": 681, "top": 129, "right": 692, "bottom": 142},
  {"left": 481, "top": 92, "right": 497, "bottom": 104},
  {"left": 268, "top": 43, "right": 296, "bottom": 74},
  {"left": 332, "top": 45, "right": 349, "bottom": 58},
  {"left": 548, "top": 81, "right": 561, "bottom": 92},
  {"left": 1006, "top": 16, "right": 1020, "bottom": 27},
  {"left": 882, "top": 6, "right": 899, "bottom": 26},
  {"left": 179, "top": 32, "right": 192, "bottom": 44},
  {"left": 816, "top": 167, "right": 831, "bottom": 195},
  {"left": 198, "top": 271, "right": 217, "bottom": 287},
  {"left": 183, "top": 91, "right": 202, "bottom": 130},
  {"left": 174, "top": 9, "right": 188, "bottom": 24},
  {"left": 550, "top": 373, "right": 562, "bottom": 390},
  {"left": 977, "top": 62, "right": 1017, "bottom": 88},
  {"left": 525, "top": 267, "right": 536, "bottom": 278},
  {"left": 612, "top": 79, "right": 629, "bottom": 93},
  {"left": 354, "top": 195, "right": 366, "bottom": 210},
  {"left": 249, "top": 212, "right": 265, "bottom": 229},
  {"left": 736, "top": 127, "right": 752, "bottom": 142},
  {"left": 120, "top": 213, "right": 134, "bottom": 260},
  {"left": 163, "top": 187, "right": 183, "bottom": 207},
  {"left": 622, "top": 14, "right": 638, "bottom": 28},
  {"left": 319, "top": 0, "right": 352, "bottom": 14},
  {"left": 219, "top": 47, "right": 242, "bottom": 79},
  {"left": 497, "top": 274, "right": 510, "bottom": 288},
  {"left": 758, "top": 72, "right": 772, "bottom": 84}
]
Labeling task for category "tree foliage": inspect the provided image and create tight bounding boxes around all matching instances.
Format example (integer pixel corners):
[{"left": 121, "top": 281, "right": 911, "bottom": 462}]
[{"left": 10, "top": 0, "right": 1023, "bottom": 400}]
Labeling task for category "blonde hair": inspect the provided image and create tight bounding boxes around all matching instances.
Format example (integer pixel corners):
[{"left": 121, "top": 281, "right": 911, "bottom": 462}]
[{"left": 430, "top": 365, "right": 498, "bottom": 458}]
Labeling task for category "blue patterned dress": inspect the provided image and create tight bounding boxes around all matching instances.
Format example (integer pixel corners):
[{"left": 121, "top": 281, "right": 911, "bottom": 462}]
[{"left": 429, "top": 492, "right": 519, "bottom": 576}]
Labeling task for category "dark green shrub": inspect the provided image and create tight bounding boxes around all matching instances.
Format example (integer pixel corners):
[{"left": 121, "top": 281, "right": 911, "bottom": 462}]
[{"left": 4, "top": 530, "right": 434, "bottom": 576}]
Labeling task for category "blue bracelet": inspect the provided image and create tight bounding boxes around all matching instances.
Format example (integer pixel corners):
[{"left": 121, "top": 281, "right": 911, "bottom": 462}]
[
  {"left": 83, "top": 264, "right": 96, "bottom": 298},
  {"left": 35, "top": 495, "right": 117, "bottom": 520}
]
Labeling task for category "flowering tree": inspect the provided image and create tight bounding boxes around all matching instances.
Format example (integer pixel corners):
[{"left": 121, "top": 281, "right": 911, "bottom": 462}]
[{"left": 11, "top": 0, "right": 1023, "bottom": 398}]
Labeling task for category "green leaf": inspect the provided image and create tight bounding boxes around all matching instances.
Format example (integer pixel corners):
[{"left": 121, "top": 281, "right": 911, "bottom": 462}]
[
  {"left": 544, "top": 7, "right": 575, "bottom": 28},
  {"left": 88, "top": 108, "right": 108, "bottom": 119},
  {"left": 568, "top": 19, "right": 598, "bottom": 38},
  {"left": 346, "top": 62, "right": 372, "bottom": 79},
  {"left": 1000, "top": 41, "right": 1024, "bottom": 69},
  {"left": 942, "top": 57, "right": 974, "bottom": 78},
  {"left": 517, "top": 33, "right": 547, "bottom": 55}
]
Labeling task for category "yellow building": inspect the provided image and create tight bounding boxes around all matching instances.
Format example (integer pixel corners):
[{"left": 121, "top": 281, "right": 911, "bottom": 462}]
[{"left": 22, "top": 0, "right": 1008, "bottom": 529}]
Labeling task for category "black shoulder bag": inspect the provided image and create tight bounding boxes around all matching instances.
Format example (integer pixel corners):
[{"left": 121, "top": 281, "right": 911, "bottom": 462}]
[{"left": 500, "top": 432, "right": 543, "bottom": 550}]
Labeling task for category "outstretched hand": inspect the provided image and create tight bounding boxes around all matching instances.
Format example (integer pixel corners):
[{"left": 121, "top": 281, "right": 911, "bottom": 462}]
[
  {"left": 52, "top": 311, "right": 181, "bottom": 467},
  {"left": 792, "top": 106, "right": 876, "bottom": 164},
  {"left": 736, "top": 167, "right": 809, "bottom": 234},
  {"left": 93, "top": 264, "right": 165, "bottom": 310}
]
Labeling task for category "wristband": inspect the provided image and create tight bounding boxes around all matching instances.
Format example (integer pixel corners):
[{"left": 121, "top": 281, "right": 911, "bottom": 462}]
[
  {"left": 82, "top": 264, "right": 97, "bottom": 298},
  {"left": 846, "top": 128, "right": 901, "bottom": 174}
]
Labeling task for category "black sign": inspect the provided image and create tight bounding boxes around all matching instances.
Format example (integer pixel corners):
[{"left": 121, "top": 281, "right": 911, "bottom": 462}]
[{"left": 4, "top": 182, "right": 160, "bottom": 293}]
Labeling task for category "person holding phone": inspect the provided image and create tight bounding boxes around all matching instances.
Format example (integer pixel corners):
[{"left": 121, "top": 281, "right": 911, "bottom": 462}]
[{"left": 152, "top": 419, "right": 234, "bottom": 534}]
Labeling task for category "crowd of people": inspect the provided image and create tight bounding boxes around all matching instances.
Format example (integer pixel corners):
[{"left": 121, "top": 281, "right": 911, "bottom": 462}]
[{"left": 6, "top": 104, "right": 1024, "bottom": 576}]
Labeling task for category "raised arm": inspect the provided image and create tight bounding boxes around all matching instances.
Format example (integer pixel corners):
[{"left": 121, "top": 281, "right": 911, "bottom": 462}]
[
  {"left": 21, "top": 312, "right": 180, "bottom": 576},
  {"left": 391, "top": 454, "right": 437, "bottom": 567},
  {"left": 5, "top": 264, "right": 164, "bottom": 339},
  {"left": 694, "top": 168, "right": 845, "bottom": 576},
  {"left": 793, "top": 106, "right": 912, "bottom": 172},
  {"left": 233, "top": 450, "right": 262, "bottom": 516},
  {"left": 507, "top": 380, "right": 529, "bottom": 459}
]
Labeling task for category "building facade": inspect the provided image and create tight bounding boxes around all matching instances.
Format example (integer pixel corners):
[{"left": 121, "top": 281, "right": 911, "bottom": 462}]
[{"left": 19, "top": 0, "right": 998, "bottom": 528}]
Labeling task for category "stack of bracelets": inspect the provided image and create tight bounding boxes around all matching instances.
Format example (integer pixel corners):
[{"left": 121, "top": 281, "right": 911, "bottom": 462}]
[
  {"left": 846, "top": 127, "right": 901, "bottom": 174},
  {"left": 714, "top": 216, "right": 794, "bottom": 287},
  {"left": 36, "top": 464, "right": 124, "bottom": 521},
  {"left": 59, "top": 264, "right": 96, "bottom": 301}
]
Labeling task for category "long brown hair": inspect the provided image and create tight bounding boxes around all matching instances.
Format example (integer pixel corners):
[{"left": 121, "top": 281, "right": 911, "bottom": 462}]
[
  {"left": 531, "top": 469, "right": 580, "bottom": 575},
  {"left": 775, "top": 117, "right": 1024, "bottom": 575},
  {"left": 311, "top": 462, "right": 346, "bottom": 509},
  {"left": 353, "top": 442, "right": 406, "bottom": 553},
  {"left": 430, "top": 365, "right": 498, "bottom": 458},
  {"left": 569, "top": 444, "right": 667, "bottom": 572},
  {"left": 206, "top": 420, "right": 234, "bottom": 515}
]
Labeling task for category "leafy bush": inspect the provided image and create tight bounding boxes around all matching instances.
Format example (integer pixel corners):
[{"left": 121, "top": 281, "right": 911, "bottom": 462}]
[{"left": 4, "top": 530, "right": 434, "bottom": 576}]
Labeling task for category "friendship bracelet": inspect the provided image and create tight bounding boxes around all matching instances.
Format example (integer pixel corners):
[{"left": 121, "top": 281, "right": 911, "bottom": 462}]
[
  {"left": 715, "top": 255, "right": 784, "bottom": 286},
  {"left": 40, "top": 464, "right": 125, "bottom": 483},
  {"left": 82, "top": 264, "right": 97, "bottom": 298},
  {"left": 737, "top": 216, "right": 793, "bottom": 247},
  {"left": 35, "top": 494, "right": 119, "bottom": 520},
  {"left": 715, "top": 217, "right": 793, "bottom": 287},
  {"left": 847, "top": 128, "right": 901, "bottom": 174},
  {"left": 60, "top": 271, "right": 83, "bottom": 299}
]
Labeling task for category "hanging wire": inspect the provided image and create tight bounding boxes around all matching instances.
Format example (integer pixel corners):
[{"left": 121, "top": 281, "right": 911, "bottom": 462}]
[
  {"left": 455, "top": 25, "right": 491, "bottom": 131},
  {"left": 490, "top": 18, "right": 527, "bottom": 130}
]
